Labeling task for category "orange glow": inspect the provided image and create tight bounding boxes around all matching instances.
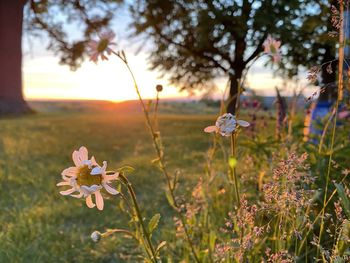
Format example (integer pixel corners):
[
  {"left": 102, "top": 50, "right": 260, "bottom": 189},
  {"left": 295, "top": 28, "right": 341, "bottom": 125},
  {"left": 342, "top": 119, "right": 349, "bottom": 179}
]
[
  {"left": 23, "top": 53, "right": 190, "bottom": 102},
  {"left": 23, "top": 51, "right": 309, "bottom": 101}
]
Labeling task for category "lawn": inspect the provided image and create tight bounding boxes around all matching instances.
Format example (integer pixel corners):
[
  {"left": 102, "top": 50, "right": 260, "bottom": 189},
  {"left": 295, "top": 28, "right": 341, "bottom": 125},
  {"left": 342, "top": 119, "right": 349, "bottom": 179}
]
[{"left": 0, "top": 102, "right": 228, "bottom": 262}]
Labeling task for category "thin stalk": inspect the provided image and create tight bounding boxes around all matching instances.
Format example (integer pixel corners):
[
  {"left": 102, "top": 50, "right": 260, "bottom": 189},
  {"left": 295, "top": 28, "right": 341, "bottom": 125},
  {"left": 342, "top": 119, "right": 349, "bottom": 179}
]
[
  {"left": 118, "top": 173, "right": 157, "bottom": 262},
  {"left": 113, "top": 51, "right": 200, "bottom": 263},
  {"left": 318, "top": 110, "right": 336, "bottom": 153},
  {"left": 338, "top": 2, "right": 345, "bottom": 101},
  {"left": 316, "top": 3, "right": 344, "bottom": 259},
  {"left": 230, "top": 133, "right": 240, "bottom": 204},
  {"left": 297, "top": 170, "right": 350, "bottom": 255},
  {"left": 230, "top": 78, "right": 242, "bottom": 205},
  {"left": 154, "top": 91, "right": 160, "bottom": 129},
  {"left": 204, "top": 136, "right": 217, "bottom": 263},
  {"left": 316, "top": 106, "right": 339, "bottom": 261},
  {"left": 102, "top": 228, "right": 138, "bottom": 241}
]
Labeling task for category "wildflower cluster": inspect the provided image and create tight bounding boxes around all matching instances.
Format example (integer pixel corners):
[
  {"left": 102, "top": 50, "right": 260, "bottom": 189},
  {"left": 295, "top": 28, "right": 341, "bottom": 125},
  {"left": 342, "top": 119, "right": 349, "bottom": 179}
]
[
  {"left": 56, "top": 5, "right": 350, "bottom": 260},
  {"left": 262, "top": 152, "right": 314, "bottom": 214}
]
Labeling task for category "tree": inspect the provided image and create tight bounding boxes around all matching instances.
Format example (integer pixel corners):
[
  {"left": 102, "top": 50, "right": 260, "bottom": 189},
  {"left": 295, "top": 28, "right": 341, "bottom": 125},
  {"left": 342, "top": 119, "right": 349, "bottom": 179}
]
[
  {"left": 130, "top": 0, "right": 335, "bottom": 114},
  {"left": 0, "top": 0, "right": 31, "bottom": 114},
  {"left": 0, "top": 0, "right": 121, "bottom": 115}
]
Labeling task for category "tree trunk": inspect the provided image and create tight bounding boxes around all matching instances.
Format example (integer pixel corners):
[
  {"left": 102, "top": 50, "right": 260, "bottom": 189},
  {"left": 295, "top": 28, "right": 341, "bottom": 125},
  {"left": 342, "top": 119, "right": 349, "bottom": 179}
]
[
  {"left": 227, "top": 70, "right": 243, "bottom": 115},
  {"left": 0, "top": 0, "right": 32, "bottom": 115}
]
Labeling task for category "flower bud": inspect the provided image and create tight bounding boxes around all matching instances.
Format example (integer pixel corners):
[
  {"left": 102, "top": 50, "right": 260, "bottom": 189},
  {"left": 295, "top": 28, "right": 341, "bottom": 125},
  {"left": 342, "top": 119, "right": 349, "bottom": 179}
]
[
  {"left": 91, "top": 231, "right": 102, "bottom": 242},
  {"left": 156, "top": 84, "right": 163, "bottom": 92}
]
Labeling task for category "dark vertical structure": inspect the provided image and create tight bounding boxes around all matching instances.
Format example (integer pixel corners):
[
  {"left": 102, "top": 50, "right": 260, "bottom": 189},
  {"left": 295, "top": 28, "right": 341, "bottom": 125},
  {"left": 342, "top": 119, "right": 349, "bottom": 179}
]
[{"left": 0, "top": 0, "right": 31, "bottom": 114}]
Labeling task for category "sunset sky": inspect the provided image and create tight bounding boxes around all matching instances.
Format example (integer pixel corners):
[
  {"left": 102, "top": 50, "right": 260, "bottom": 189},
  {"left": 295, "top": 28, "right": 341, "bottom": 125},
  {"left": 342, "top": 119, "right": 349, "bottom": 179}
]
[{"left": 22, "top": 7, "right": 312, "bottom": 102}]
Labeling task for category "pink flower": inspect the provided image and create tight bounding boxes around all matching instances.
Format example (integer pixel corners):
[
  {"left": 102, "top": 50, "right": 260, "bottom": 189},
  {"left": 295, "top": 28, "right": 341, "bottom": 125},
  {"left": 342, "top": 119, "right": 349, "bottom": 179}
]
[
  {"left": 204, "top": 113, "right": 250, "bottom": 137},
  {"left": 263, "top": 35, "right": 281, "bottom": 63},
  {"left": 87, "top": 30, "right": 116, "bottom": 63},
  {"left": 338, "top": 110, "right": 350, "bottom": 119},
  {"left": 57, "top": 146, "right": 119, "bottom": 210}
]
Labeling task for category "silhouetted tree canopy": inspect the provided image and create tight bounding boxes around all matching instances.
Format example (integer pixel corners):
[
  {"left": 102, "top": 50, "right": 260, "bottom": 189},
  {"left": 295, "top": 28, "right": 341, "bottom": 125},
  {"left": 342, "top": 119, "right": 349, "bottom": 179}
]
[
  {"left": 0, "top": 0, "right": 337, "bottom": 115},
  {"left": 25, "top": 0, "right": 122, "bottom": 70},
  {"left": 0, "top": 0, "right": 123, "bottom": 114},
  {"left": 130, "top": 0, "right": 336, "bottom": 113}
]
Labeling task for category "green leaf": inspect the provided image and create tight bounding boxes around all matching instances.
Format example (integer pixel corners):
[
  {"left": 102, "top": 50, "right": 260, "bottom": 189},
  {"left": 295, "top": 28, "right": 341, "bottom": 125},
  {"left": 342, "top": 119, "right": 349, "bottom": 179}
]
[
  {"left": 209, "top": 230, "right": 217, "bottom": 252},
  {"left": 337, "top": 220, "right": 350, "bottom": 256},
  {"left": 335, "top": 183, "right": 350, "bottom": 218},
  {"left": 148, "top": 213, "right": 161, "bottom": 234},
  {"left": 156, "top": 241, "right": 167, "bottom": 254},
  {"left": 165, "top": 191, "right": 175, "bottom": 208}
]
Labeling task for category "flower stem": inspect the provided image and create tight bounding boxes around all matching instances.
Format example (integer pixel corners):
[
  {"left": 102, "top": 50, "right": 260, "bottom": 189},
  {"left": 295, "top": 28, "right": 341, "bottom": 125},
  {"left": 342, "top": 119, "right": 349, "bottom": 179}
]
[
  {"left": 297, "top": 170, "right": 350, "bottom": 255},
  {"left": 118, "top": 173, "right": 157, "bottom": 262},
  {"left": 230, "top": 133, "right": 240, "bottom": 205},
  {"left": 154, "top": 91, "right": 160, "bottom": 129},
  {"left": 316, "top": 3, "right": 344, "bottom": 260},
  {"left": 102, "top": 228, "right": 138, "bottom": 241},
  {"left": 114, "top": 51, "right": 200, "bottom": 263}
]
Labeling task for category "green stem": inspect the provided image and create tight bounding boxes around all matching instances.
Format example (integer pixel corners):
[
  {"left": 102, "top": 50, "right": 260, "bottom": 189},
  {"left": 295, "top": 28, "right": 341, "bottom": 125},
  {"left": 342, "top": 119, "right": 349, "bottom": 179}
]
[
  {"left": 317, "top": 2, "right": 344, "bottom": 256},
  {"left": 118, "top": 173, "right": 157, "bottom": 262},
  {"left": 230, "top": 133, "right": 240, "bottom": 205},
  {"left": 114, "top": 52, "right": 200, "bottom": 263},
  {"left": 102, "top": 228, "right": 138, "bottom": 241},
  {"left": 316, "top": 106, "right": 339, "bottom": 261},
  {"left": 154, "top": 91, "right": 160, "bottom": 129},
  {"left": 297, "top": 163, "right": 350, "bottom": 255}
]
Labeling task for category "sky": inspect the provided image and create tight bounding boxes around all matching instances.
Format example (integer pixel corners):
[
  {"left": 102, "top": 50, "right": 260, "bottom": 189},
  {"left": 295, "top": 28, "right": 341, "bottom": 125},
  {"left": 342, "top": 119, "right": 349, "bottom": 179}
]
[{"left": 22, "top": 5, "right": 313, "bottom": 102}]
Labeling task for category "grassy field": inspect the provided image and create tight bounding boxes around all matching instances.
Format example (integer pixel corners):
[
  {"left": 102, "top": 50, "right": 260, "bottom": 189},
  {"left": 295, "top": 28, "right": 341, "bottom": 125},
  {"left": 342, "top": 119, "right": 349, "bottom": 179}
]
[
  {"left": 0, "top": 101, "right": 231, "bottom": 262},
  {"left": 2, "top": 100, "right": 349, "bottom": 262}
]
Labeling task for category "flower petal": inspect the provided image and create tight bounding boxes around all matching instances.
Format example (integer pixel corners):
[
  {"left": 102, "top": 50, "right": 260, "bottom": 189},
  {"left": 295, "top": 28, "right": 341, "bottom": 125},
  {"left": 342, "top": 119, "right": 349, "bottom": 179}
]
[
  {"left": 237, "top": 120, "right": 250, "bottom": 127},
  {"left": 91, "top": 166, "right": 103, "bottom": 175},
  {"left": 103, "top": 172, "right": 119, "bottom": 182},
  {"left": 62, "top": 174, "right": 76, "bottom": 181},
  {"left": 91, "top": 161, "right": 107, "bottom": 175},
  {"left": 78, "top": 146, "right": 88, "bottom": 162},
  {"left": 71, "top": 192, "right": 84, "bottom": 199},
  {"left": 80, "top": 185, "right": 101, "bottom": 196},
  {"left": 95, "top": 191, "right": 104, "bottom": 210},
  {"left": 90, "top": 53, "right": 99, "bottom": 63},
  {"left": 62, "top": 167, "right": 78, "bottom": 177},
  {"left": 103, "top": 182, "right": 119, "bottom": 195},
  {"left": 57, "top": 181, "right": 71, "bottom": 186},
  {"left": 86, "top": 195, "right": 95, "bottom": 208},
  {"left": 204, "top": 126, "right": 218, "bottom": 133},
  {"left": 59, "top": 188, "right": 76, "bottom": 196},
  {"left": 90, "top": 156, "right": 98, "bottom": 166},
  {"left": 72, "top": 150, "right": 82, "bottom": 167}
]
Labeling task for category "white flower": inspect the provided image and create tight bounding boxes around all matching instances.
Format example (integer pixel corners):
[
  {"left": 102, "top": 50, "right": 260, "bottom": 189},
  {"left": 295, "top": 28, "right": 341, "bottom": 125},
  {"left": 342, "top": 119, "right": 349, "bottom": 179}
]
[
  {"left": 204, "top": 113, "right": 250, "bottom": 137},
  {"left": 57, "top": 146, "right": 119, "bottom": 210},
  {"left": 87, "top": 30, "right": 116, "bottom": 63},
  {"left": 91, "top": 231, "right": 102, "bottom": 242},
  {"left": 263, "top": 35, "right": 281, "bottom": 63}
]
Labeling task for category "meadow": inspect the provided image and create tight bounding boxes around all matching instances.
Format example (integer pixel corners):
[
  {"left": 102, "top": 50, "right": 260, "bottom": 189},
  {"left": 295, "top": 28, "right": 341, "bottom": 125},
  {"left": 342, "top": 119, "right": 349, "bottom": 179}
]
[
  {"left": 0, "top": 101, "right": 229, "bottom": 262},
  {"left": 1, "top": 99, "right": 349, "bottom": 262},
  {"left": 2, "top": 0, "right": 350, "bottom": 262}
]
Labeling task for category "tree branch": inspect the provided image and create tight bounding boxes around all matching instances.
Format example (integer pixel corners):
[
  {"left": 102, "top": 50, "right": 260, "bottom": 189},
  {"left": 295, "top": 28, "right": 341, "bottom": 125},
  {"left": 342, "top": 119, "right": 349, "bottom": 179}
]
[
  {"left": 244, "top": 31, "right": 268, "bottom": 65},
  {"left": 152, "top": 25, "right": 229, "bottom": 73}
]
